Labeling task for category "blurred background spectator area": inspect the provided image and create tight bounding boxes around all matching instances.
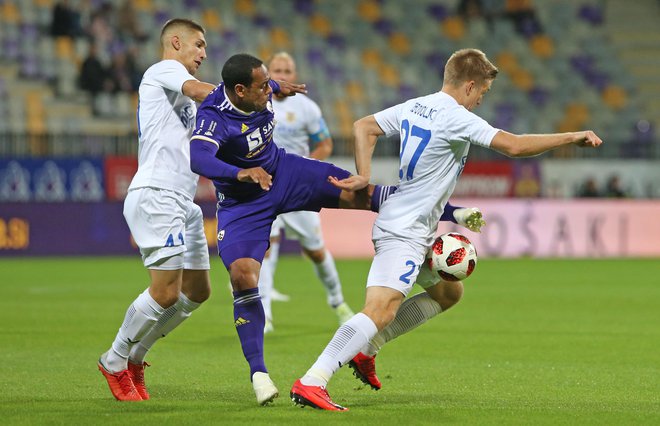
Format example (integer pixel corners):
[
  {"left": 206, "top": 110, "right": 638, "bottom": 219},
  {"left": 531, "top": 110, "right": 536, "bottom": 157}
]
[{"left": 0, "top": 0, "right": 658, "bottom": 162}]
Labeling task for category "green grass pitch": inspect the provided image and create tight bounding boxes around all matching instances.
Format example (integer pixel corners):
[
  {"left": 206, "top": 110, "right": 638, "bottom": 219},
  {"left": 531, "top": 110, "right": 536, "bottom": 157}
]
[{"left": 1, "top": 256, "right": 659, "bottom": 425}]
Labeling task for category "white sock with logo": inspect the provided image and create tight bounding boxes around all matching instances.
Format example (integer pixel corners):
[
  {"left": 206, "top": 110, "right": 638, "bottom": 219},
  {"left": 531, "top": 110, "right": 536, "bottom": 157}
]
[
  {"left": 301, "top": 312, "right": 378, "bottom": 387},
  {"left": 128, "top": 292, "right": 201, "bottom": 364},
  {"left": 104, "top": 289, "right": 164, "bottom": 372}
]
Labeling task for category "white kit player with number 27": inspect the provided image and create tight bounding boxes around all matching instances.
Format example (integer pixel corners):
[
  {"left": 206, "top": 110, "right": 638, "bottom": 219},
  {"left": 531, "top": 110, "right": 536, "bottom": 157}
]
[{"left": 291, "top": 48, "right": 603, "bottom": 411}]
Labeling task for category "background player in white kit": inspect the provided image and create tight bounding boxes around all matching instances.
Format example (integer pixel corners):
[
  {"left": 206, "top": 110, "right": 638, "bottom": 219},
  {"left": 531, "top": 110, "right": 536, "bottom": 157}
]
[
  {"left": 97, "top": 19, "right": 216, "bottom": 402},
  {"left": 291, "top": 48, "right": 603, "bottom": 411},
  {"left": 259, "top": 52, "right": 355, "bottom": 332}
]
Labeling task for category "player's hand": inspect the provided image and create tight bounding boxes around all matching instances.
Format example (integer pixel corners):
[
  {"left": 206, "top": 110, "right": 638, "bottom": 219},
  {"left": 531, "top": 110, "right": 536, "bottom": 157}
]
[
  {"left": 328, "top": 174, "right": 369, "bottom": 191},
  {"left": 453, "top": 207, "right": 486, "bottom": 233},
  {"left": 237, "top": 167, "right": 272, "bottom": 191},
  {"left": 276, "top": 80, "right": 307, "bottom": 97},
  {"left": 575, "top": 131, "right": 602, "bottom": 148}
]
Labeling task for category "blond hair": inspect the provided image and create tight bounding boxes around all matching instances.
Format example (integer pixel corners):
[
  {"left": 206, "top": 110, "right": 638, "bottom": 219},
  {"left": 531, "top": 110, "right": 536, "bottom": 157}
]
[
  {"left": 266, "top": 51, "right": 295, "bottom": 67},
  {"left": 443, "top": 48, "right": 498, "bottom": 87}
]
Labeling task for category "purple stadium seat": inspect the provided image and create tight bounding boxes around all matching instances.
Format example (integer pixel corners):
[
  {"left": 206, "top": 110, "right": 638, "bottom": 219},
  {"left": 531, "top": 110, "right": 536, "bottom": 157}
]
[
  {"left": 425, "top": 52, "right": 448, "bottom": 74},
  {"left": 373, "top": 18, "right": 394, "bottom": 36},
  {"left": 154, "top": 10, "right": 170, "bottom": 26},
  {"left": 184, "top": 0, "right": 200, "bottom": 9},
  {"left": 518, "top": 16, "right": 542, "bottom": 38},
  {"left": 20, "top": 54, "right": 40, "bottom": 79},
  {"left": 325, "top": 63, "right": 344, "bottom": 82},
  {"left": 294, "top": 0, "right": 314, "bottom": 16},
  {"left": 326, "top": 33, "right": 346, "bottom": 50},
  {"left": 252, "top": 14, "right": 272, "bottom": 29},
  {"left": 209, "top": 45, "right": 226, "bottom": 62},
  {"left": 570, "top": 53, "right": 593, "bottom": 74},
  {"left": 398, "top": 84, "right": 416, "bottom": 100},
  {"left": 578, "top": 5, "right": 604, "bottom": 25},
  {"left": 528, "top": 86, "right": 549, "bottom": 107},
  {"left": 306, "top": 47, "right": 325, "bottom": 66},
  {"left": 21, "top": 23, "right": 39, "bottom": 40},
  {"left": 427, "top": 4, "right": 448, "bottom": 21},
  {"left": 222, "top": 30, "right": 239, "bottom": 45},
  {"left": 585, "top": 70, "right": 609, "bottom": 91},
  {"left": 494, "top": 102, "right": 517, "bottom": 129}
]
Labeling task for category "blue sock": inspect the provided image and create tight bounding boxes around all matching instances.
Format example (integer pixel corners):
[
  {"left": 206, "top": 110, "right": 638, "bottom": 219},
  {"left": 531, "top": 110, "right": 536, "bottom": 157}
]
[
  {"left": 233, "top": 288, "right": 267, "bottom": 377},
  {"left": 440, "top": 202, "right": 460, "bottom": 223},
  {"left": 370, "top": 185, "right": 398, "bottom": 212}
]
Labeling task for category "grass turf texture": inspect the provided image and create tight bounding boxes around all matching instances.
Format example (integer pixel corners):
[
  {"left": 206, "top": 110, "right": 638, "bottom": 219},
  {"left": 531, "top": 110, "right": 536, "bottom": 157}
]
[{"left": 1, "top": 257, "right": 658, "bottom": 425}]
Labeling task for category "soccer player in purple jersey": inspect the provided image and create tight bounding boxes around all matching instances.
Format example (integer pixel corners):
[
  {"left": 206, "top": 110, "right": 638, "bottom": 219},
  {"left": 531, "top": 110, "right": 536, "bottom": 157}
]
[
  {"left": 189, "top": 53, "right": 397, "bottom": 405},
  {"left": 189, "top": 53, "right": 484, "bottom": 405}
]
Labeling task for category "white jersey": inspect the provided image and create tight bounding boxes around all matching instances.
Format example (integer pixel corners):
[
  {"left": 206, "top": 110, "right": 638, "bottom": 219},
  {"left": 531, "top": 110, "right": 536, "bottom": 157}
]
[
  {"left": 373, "top": 91, "right": 498, "bottom": 245},
  {"left": 129, "top": 59, "right": 199, "bottom": 200},
  {"left": 272, "top": 94, "right": 327, "bottom": 157}
]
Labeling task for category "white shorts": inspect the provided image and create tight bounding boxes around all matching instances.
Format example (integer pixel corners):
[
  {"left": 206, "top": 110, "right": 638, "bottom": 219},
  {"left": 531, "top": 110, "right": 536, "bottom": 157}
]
[
  {"left": 123, "top": 187, "right": 210, "bottom": 270},
  {"left": 366, "top": 235, "right": 430, "bottom": 296},
  {"left": 269, "top": 210, "right": 324, "bottom": 251}
]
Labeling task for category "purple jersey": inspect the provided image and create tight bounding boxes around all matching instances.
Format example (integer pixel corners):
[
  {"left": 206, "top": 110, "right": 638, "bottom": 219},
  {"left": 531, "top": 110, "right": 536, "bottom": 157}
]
[{"left": 191, "top": 83, "right": 286, "bottom": 199}]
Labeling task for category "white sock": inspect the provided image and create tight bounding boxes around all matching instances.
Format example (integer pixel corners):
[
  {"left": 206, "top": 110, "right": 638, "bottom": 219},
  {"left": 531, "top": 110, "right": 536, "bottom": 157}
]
[
  {"left": 313, "top": 250, "right": 344, "bottom": 307},
  {"left": 258, "top": 255, "right": 275, "bottom": 321},
  {"left": 301, "top": 312, "right": 378, "bottom": 387},
  {"left": 128, "top": 292, "right": 201, "bottom": 364},
  {"left": 106, "top": 289, "right": 165, "bottom": 372},
  {"left": 363, "top": 292, "right": 442, "bottom": 356},
  {"left": 269, "top": 241, "right": 280, "bottom": 274}
]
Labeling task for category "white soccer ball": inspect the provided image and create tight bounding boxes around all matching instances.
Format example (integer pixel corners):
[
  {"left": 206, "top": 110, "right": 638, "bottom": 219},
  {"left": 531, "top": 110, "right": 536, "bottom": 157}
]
[{"left": 427, "top": 232, "right": 478, "bottom": 282}]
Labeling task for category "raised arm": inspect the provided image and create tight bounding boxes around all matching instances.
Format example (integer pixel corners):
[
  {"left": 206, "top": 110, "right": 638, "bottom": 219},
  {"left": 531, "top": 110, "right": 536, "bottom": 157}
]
[
  {"left": 328, "top": 115, "right": 383, "bottom": 191},
  {"left": 270, "top": 79, "right": 307, "bottom": 97},
  {"left": 490, "top": 130, "right": 602, "bottom": 158}
]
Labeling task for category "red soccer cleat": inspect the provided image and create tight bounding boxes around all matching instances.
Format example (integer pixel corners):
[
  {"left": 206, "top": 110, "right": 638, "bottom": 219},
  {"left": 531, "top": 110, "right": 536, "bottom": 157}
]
[
  {"left": 98, "top": 361, "right": 142, "bottom": 401},
  {"left": 348, "top": 352, "right": 381, "bottom": 390},
  {"left": 128, "top": 361, "right": 150, "bottom": 400},
  {"left": 290, "top": 379, "right": 348, "bottom": 411}
]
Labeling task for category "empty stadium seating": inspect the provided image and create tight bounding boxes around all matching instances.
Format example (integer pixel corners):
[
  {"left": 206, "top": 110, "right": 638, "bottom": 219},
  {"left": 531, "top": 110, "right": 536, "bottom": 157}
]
[{"left": 0, "top": 0, "right": 658, "bottom": 158}]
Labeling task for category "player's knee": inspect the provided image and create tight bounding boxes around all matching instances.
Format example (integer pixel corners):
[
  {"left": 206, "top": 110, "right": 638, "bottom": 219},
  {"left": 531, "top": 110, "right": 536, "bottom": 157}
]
[
  {"left": 229, "top": 259, "right": 260, "bottom": 291},
  {"left": 362, "top": 305, "right": 398, "bottom": 330},
  {"left": 149, "top": 286, "right": 181, "bottom": 308},
  {"left": 186, "top": 284, "right": 211, "bottom": 303}
]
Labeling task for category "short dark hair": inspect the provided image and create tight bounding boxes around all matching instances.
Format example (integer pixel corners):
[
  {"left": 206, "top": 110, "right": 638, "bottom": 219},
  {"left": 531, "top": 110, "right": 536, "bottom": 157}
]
[
  {"left": 222, "top": 53, "right": 264, "bottom": 90},
  {"left": 160, "top": 18, "right": 205, "bottom": 47}
]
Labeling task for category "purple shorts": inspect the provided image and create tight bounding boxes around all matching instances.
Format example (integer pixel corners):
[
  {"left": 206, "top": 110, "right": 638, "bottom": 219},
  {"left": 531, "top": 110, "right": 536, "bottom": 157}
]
[{"left": 215, "top": 153, "right": 350, "bottom": 269}]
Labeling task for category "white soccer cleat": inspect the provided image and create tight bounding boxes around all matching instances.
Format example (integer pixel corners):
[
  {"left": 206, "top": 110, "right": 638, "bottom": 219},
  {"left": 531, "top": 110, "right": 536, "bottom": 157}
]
[
  {"left": 453, "top": 207, "right": 486, "bottom": 233},
  {"left": 334, "top": 302, "right": 355, "bottom": 325},
  {"left": 252, "top": 372, "right": 279, "bottom": 405},
  {"left": 270, "top": 288, "right": 291, "bottom": 302}
]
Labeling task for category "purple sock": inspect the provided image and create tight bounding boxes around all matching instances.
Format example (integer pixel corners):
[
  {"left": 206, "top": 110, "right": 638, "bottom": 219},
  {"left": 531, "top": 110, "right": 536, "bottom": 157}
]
[
  {"left": 440, "top": 202, "right": 460, "bottom": 223},
  {"left": 232, "top": 287, "right": 267, "bottom": 377},
  {"left": 370, "top": 185, "right": 398, "bottom": 212}
]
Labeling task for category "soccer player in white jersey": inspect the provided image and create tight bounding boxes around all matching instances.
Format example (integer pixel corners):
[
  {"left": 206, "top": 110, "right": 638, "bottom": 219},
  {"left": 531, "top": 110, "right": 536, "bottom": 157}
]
[
  {"left": 97, "top": 19, "right": 216, "bottom": 402},
  {"left": 291, "top": 48, "right": 603, "bottom": 411},
  {"left": 258, "top": 52, "right": 355, "bottom": 332}
]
